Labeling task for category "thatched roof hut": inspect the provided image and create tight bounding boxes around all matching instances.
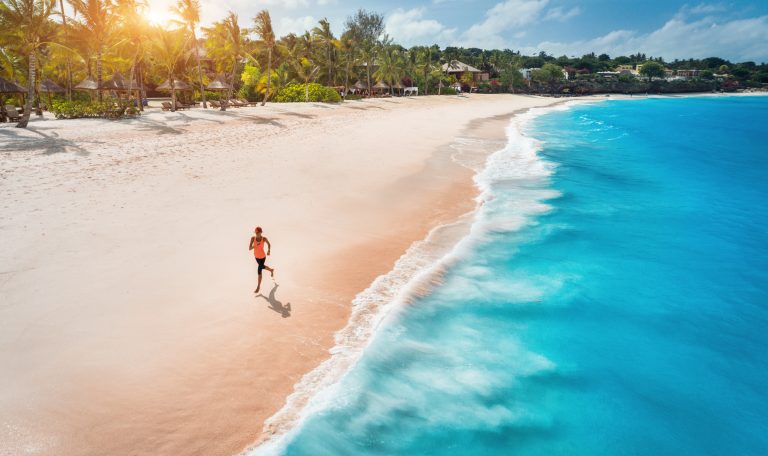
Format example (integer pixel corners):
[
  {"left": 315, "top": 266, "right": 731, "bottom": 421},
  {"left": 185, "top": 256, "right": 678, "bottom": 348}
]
[
  {"left": 0, "top": 77, "right": 27, "bottom": 93},
  {"left": 373, "top": 81, "right": 390, "bottom": 90},
  {"left": 40, "top": 79, "right": 65, "bottom": 93},
  {"left": 353, "top": 80, "right": 368, "bottom": 90},
  {"left": 206, "top": 75, "right": 232, "bottom": 91},
  {"left": 102, "top": 72, "right": 141, "bottom": 91},
  {"left": 74, "top": 76, "right": 99, "bottom": 90},
  {"left": 157, "top": 79, "right": 192, "bottom": 91}
]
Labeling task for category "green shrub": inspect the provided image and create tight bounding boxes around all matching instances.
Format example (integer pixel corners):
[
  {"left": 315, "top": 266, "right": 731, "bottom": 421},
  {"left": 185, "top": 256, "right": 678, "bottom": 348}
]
[
  {"left": 50, "top": 99, "right": 134, "bottom": 119},
  {"left": 441, "top": 87, "right": 458, "bottom": 95},
  {"left": 275, "top": 83, "right": 341, "bottom": 103}
]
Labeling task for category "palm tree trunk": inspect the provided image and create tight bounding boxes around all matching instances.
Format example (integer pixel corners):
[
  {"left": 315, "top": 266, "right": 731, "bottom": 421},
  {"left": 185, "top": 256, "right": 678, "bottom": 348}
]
[
  {"left": 137, "top": 62, "right": 144, "bottom": 112},
  {"left": 305, "top": 79, "right": 309, "bottom": 102},
  {"left": 96, "top": 47, "right": 103, "bottom": 102},
  {"left": 171, "top": 77, "right": 176, "bottom": 112},
  {"left": 366, "top": 59, "right": 371, "bottom": 98},
  {"left": 344, "top": 58, "right": 350, "bottom": 101},
  {"left": 261, "top": 48, "right": 272, "bottom": 106},
  {"left": 327, "top": 45, "right": 331, "bottom": 85},
  {"left": 17, "top": 52, "right": 35, "bottom": 128},
  {"left": 192, "top": 28, "right": 207, "bottom": 109},
  {"left": 59, "top": 0, "right": 72, "bottom": 102}
]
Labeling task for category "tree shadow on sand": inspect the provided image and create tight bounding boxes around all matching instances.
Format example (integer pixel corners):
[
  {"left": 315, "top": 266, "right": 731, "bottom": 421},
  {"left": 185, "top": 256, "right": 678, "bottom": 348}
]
[{"left": 257, "top": 284, "right": 291, "bottom": 318}]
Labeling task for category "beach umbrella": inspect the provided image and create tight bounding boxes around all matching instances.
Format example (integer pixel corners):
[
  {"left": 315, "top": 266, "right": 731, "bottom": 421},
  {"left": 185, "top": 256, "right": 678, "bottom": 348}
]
[
  {"left": 206, "top": 74, "right": 232, "bottom": 91},
  {"left": 206, "top": 75, "right": 232, "bottom": 110},
  {"left": 0, "top": 77, "right": 27, "bottom": 113},
  {"left": 373, "top": 81, "right": 389, "bottom": 90},
  {"left": 74, "top": 76, "right": 99, "bottom": 91},
  {"left": 0, "top": 77, "right": 26, "bottom": 93},
  {"left": 39, "top": 79, "right": 65, "bottom": 109},
  {"left": 353, "top": 80, "right": 368, "bottom": 90},
  {"left": 156, "top": 79, "right": 192, "bottom": 91},
  {"left": 39, "top": 79, "right": 65, "bottom": 93},
  {"left": 101, "top": 72, "right": 141, "bottom": 91}
]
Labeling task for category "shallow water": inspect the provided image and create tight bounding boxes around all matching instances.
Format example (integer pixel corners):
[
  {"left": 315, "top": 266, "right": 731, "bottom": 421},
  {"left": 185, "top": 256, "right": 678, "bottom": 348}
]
[{"left": 269, "top": 96, "right": 768, "bottom": 455}]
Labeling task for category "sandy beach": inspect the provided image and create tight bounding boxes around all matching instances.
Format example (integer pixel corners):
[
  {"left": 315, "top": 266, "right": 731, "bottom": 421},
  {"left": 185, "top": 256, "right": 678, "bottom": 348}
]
[{"left": 1, "top": 94, "right": 568, "bottom": 455}]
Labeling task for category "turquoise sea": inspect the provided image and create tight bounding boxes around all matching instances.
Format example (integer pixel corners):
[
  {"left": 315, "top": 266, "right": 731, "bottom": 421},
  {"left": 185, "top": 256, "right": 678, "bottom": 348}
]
[{"left": 258, "top": 95, "right": 768, "bottom": 455}]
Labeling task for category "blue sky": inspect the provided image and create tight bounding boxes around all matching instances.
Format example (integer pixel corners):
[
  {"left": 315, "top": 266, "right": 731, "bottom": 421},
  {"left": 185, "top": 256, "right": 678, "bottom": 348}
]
[{"left": 172, "top": 0, "right": 768, "bottom": 62}]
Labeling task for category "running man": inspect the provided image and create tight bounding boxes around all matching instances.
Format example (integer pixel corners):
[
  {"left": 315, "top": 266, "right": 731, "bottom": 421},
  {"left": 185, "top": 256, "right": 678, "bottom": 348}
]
[{"left": 249, "top": 226, "right": 274, "bottom": 293}]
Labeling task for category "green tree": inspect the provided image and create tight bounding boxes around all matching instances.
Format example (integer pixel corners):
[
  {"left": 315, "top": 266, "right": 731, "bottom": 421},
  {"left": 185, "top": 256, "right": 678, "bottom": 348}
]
[
  {"left": 532, "top": 63, "right": 564, "bottom": 94},
  {"left": 252, "top": 9, "right": 275, "bottom": 106},
  {"left": 639, "top": 61, "right": 665, "bottom": 82},
  {"left": 149, "top": 27, "right": 189, "bottom": 111},
  {"left": 173, "top": 0, "right": 207, "bottom": 108},
  {"left": 344, "top": 9, "right": 383, "bottom": 96},
  {"left": 311, "top": 18, "right": 336, "bottom": 86},
  {"left": 114, "top": 0, "right": 148, "bottom": 110},
  {"left": 68, "top": 0, "right": 115, "bottom": 101},
  {"left": 0, "top": 0, "right": 58, "bottom": 128}
]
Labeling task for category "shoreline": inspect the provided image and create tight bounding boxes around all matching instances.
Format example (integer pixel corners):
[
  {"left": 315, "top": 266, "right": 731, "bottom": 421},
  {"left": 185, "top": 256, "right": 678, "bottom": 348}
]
[{"left": 1, "top": 95, "right": 596, "bottom": 455}]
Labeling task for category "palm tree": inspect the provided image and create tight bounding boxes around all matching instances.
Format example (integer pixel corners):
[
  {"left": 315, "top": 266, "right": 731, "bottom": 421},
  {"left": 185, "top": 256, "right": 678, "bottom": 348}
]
[
  {"left": 68, "top": 0, "right": 114, "bottom": 101},
  {"left": 416, "top": 46, "right": 434, "bottom": 96},
  {"left": 311, "top": 18, "right": 335, "bottom": 85},
  {"left": 256, "top": 62, "right": 287, "bottom": 101},
  {"left": 374, "top": 44, "right": 403, "bottom": 95},
  {"left": 56, "top": 0, "right": 72, "bottom": 100},
  {"left": 293, "top": 57, "right": 319, "bottom": 102},
  {"left": 149, "top": 27, "right": 189, "bottom": 111},
  {"left": 203, "top": 12, "right": 243, "bottom": 110},
  {"left": 114, "top": 0, "right": 147, "bottom": 110},
  {"left": 0, "top": 0, "right": 58, "bottom": 128},
  {"left": 173, "top": 0, "right": 206, "bottom": 108},
  {"left": 252, "top": 9, "right": 274, "bottom": 106},
  {"left": 338, "top": 30, "right": 356, "bottom": 99}
]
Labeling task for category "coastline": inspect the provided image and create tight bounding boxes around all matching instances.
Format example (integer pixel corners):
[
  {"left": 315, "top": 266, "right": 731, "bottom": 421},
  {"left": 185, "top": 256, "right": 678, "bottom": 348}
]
[{"left": 1, "top": 95, "right": 575, "bottom": 455}]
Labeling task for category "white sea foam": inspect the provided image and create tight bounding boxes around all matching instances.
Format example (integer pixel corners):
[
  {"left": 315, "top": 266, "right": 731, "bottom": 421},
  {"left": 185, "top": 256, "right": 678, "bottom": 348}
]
[{"left": 243, "top": 101, "right": 583, "bottom": 456}]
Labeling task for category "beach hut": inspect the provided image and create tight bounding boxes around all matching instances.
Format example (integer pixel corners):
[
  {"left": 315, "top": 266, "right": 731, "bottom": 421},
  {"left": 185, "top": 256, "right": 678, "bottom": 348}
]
[
  {"left": 157, "top": 79, "right": 193, "bottom": 107},
  {"left": 353, "top": 80, "right": 368, "bottom": 96},
  {"left": 372, "top": 81, "right": 389, "bottom": 97},
  {"left": 0, "top": 77, "right": 27, "bottom": 120},
  {"left": 39, "top": 79, "right": 65, "bottom": 110},
  {"left": 74, "top": 76, "right": 99, "bottom": 91},
  {"left": 206, "top": 75, "right": 232, "bottom": 110},
  {"left": 391, "top": 82, "right": 404, "bottom": 96}
]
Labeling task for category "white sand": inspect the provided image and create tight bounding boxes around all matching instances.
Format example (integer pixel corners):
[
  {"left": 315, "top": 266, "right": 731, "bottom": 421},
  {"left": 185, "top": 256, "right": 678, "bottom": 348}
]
[{"left": 0, "top": 94, "right": 567, "bottom": 455}]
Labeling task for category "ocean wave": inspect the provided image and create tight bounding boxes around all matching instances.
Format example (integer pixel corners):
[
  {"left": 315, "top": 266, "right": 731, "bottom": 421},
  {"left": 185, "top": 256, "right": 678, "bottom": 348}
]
[{"left": 243, "top": 101, "right": 581, "bottom": 456}]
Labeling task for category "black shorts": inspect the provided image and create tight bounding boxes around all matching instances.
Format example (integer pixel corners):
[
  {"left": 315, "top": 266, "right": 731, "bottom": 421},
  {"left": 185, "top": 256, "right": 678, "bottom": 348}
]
[{"left": 256, "top": 257, "right": 266, "bottom": 274}]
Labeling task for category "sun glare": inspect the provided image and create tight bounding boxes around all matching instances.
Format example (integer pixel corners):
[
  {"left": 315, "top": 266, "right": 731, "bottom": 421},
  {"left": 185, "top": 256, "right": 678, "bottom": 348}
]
[{"left": 144, "top": 7, "right": 175, "bottom": 27}]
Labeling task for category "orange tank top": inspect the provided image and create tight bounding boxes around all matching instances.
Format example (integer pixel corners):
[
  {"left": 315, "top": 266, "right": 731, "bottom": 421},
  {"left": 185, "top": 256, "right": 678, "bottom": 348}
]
[{"left": 253, "top": 237, "right": 266, "bottom": 258}]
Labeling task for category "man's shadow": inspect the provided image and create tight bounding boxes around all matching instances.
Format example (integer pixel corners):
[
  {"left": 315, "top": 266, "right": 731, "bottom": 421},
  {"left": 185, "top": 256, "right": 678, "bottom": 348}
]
[{"left": 257, "top": 284, "right": 291, "bottom": 318}]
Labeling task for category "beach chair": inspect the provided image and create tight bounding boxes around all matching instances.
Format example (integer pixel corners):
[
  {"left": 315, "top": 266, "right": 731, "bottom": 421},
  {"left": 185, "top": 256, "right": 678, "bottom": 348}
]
[
  {"left": 161, "top": 101, "right": 173, "bottom": 111},
  {"left": 4, "top": 105, "right": 21, "bottom": 122},
  {"left": 174, "top": 100, "right": 190, "bottom": 110},
  {"left": 209, "top": 100, "right": 221, "bottom": 108}
]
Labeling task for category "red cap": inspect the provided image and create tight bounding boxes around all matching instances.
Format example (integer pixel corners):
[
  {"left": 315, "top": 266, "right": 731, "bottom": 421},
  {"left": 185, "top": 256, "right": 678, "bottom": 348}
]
[{"left": 255, "top": 226, "right": 263, "bottom": 233}]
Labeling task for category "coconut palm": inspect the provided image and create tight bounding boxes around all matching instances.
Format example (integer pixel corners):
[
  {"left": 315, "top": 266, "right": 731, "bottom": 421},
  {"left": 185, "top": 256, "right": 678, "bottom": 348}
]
[
  {"left": 68, "top": 0, "right": 115, "bottom": 101},
  {"left": 0, "top": 0, "right": 58, "bottom": 128},
  {"left": 256, "top": 62, "right": 287, "bottom": 101},
  {"left": 252, "top": 9, "right": 274, "bottom": 106},
  {"left": 311, "top": 18, "right": 335, "bottom": 85},
  {"left": 114, "top": 0, "right": 147, "bottom": 109},
  {"left": 338, "top": 30, "right": 357, "bottom": 98},
  {"left": 149, "top": 27, "right": 189, "bottom": 111},
  {"left": 294, "top": 57, "right": 319, "bottom": 102},
  {"left": 374, "top": 44, "right": 403, "bottom": 95},
  {"left": 203, "top": 12, "right": 243, "bottom": 110},
  {"left": 173, "top": 0, "right": 206, "bottom": 108},
  {"left": 415, "top": 46, "right": 434, "bottom": 95},
  {"left": 55, "top": 0, "right": 72, "bottom": 100}
]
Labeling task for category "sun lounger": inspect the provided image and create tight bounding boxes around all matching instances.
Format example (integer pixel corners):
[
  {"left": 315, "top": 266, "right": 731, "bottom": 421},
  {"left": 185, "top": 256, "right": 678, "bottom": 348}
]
[
  {"left": 161, "top": 101, "right": 173, "bottom": 111},
  {"left": 209, "top": 100, "right": 221, "bottom": 108},
  {"left": 174, "top": 101, "right": 190, "bottom": 110},
  {"left": 4, "top": 105, "right": 21, "bottom": 122}
]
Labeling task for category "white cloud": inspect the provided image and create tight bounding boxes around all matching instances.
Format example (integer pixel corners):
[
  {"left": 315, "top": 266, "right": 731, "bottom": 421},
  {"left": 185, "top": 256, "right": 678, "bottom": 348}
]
[
  {"left": 275, "top": 15, "right": 317, "bottom": 36},
  {"left": 531, "top": 14, "right": 768, "bottom": 62},
  {"left": 544, "top": 6, "right": 580, "bottom": 22},
  {"left": 253, "top": 0, "right": 309, "bottom": 9},
  {"left": 688, "top": 3, "right": 727, "bottom": 15},
  {"left": 385, "top": 8, "right": 457, "bottom": 47},
  {"left": 458, "top": 0, "right": 549, "bottom": 48}
]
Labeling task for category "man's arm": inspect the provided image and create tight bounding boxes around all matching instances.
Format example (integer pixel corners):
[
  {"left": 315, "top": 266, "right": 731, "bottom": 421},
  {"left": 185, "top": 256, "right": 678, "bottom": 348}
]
[
  {"left": 249, "top": 236, "right": 254, "bottom": 251},
  {"left": 265, "top": 237, "right": 271, "bottom": 255}
]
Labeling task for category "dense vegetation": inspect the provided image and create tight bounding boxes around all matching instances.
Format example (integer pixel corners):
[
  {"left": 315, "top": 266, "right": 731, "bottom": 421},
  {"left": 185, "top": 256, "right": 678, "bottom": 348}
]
[{"left": 1, "top": 0, "right": 766, "bottom": 127}]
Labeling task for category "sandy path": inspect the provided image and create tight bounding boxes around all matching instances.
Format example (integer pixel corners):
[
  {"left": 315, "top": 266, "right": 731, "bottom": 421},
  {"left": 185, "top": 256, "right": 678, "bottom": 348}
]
[{"left": 0, "top": 94, "right": 563, "bottom": 455}]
